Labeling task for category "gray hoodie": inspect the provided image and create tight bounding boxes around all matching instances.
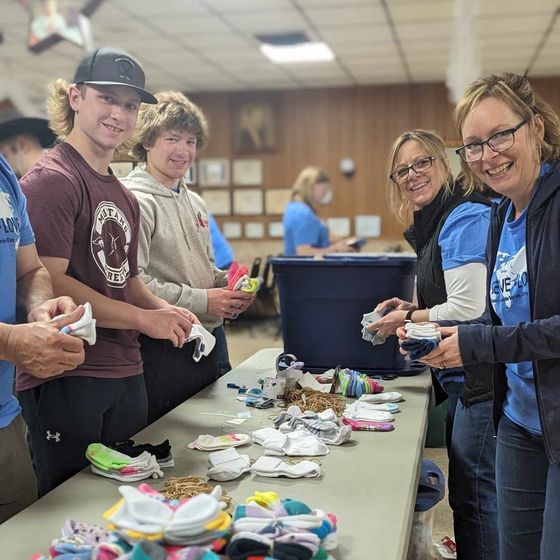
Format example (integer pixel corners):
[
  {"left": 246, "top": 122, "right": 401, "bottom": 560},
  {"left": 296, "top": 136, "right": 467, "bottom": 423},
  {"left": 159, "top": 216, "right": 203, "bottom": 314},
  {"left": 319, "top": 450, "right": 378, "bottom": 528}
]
[{"left": 122, "top": 166, "right": 228, "bottom": 330}]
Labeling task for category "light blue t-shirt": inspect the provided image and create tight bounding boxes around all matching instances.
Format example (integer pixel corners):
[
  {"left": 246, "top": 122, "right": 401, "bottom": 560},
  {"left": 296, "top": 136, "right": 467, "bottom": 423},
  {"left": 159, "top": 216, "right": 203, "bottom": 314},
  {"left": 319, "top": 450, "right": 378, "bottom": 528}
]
[
  {"left": 0, "top": 156, "right": 35, "bottom": 428},
  {"left": 435, "top": 201, "right": 491, "bottom": 392},
  {"left": 208, "top": 213, "right": 234, "bottom": 269},
  {"left": 283, "top": 201, "right": 329, "bottom": 256},
  {"left": 489, "top": 164, "right": 551, "bottom": 435},
  {"left": 438, "top": 202, "right": 490, "bottom": 270}
]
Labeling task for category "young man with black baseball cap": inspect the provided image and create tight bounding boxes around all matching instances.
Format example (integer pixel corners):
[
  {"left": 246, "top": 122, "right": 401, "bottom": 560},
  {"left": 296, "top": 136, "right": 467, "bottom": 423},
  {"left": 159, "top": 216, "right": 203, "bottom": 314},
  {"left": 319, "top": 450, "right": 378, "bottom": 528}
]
[{"left": 18, "top": 47, "right": 197, "bottom": 495}]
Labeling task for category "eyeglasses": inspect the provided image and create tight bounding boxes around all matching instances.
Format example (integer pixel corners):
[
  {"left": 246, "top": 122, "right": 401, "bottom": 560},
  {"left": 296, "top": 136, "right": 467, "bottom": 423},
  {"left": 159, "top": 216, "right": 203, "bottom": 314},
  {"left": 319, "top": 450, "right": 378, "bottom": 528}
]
[
  {"left": 456, "top": 120, "right": 527, "bottom": 163},
  {"left": 390, "top": 156, "right": 436, "bottom": 184}
]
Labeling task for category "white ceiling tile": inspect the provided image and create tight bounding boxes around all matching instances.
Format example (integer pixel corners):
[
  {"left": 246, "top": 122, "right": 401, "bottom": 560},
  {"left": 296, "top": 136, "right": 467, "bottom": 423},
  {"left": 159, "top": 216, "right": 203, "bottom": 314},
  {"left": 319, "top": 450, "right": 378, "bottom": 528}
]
[
  {"left": 113, "top": 0, "right": 209, "bottom": 17},
  {"left": 477, "top": 14, "right": 552, "bottom": 36},
  {"left": 223, "top": 10, "right": 308, "bottom": 33},
  {"left": 478, "top": 0, "right": 557, "bottom": 17},
  {"left": 321, "top": 25, "right": 392, "bottom": 44},
  {"left": 204, "top": 0, "right": 293, "bottom": 12},
  {"left": 388, "top": 2, "right": 452, "bottom": 22},
  {"left": 304, "top": 5, "right": 385, "bottom": 26}
]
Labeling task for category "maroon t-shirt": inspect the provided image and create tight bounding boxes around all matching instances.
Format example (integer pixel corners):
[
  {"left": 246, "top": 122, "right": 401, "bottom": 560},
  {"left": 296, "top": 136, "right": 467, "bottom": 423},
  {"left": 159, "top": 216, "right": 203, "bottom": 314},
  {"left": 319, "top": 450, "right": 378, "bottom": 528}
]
[{"left": 17, "top": 142, "right": 143, "bottom": 390}]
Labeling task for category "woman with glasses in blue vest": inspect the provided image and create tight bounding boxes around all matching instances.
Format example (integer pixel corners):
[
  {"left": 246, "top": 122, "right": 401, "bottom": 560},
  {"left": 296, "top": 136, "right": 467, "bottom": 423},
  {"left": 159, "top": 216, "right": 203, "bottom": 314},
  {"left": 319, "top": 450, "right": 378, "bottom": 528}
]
[{"left": 371, "top": 129, "right": 498, "bottom": 560}]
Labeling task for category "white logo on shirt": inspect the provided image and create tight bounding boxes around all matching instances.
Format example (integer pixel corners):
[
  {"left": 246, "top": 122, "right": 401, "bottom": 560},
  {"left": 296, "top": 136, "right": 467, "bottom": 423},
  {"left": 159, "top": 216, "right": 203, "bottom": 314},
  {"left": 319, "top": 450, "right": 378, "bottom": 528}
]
[
  {"left": 46, "top": 430, "right": 61, "bottom": 442},
  {"left": 493, "top": 247, "right": 528, "bottom": 308},
  {"left": 0, "top": 192, "right": 14, "bottom": 219},
  {"left": 90, "top": 201, "right": 131, "bottom": 288}
]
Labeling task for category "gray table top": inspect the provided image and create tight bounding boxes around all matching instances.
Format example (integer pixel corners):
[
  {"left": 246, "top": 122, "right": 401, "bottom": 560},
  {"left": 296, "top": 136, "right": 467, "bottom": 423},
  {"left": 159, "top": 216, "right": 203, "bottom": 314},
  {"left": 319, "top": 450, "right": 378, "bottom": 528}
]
[{"left": 0, "top": 348, "right": 431, "bottom": 559}]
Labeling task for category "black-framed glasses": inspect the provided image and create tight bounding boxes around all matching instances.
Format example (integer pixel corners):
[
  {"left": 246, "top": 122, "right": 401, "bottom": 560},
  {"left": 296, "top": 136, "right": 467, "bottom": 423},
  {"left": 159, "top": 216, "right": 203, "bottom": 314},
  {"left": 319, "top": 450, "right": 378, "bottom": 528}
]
[
  {"left": 456, "top": 119, "right": 527, "bottom": 163},
  {"left": 390, "top": 156, "right": 436, "bottom": 184}
]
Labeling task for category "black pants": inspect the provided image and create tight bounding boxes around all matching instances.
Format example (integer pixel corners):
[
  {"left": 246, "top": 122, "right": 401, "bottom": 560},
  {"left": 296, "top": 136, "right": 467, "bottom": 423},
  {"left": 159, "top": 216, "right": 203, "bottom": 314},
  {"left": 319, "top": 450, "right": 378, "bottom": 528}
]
[
  {"left": 18, "top": 375, "right": 147, "bottom": 496},
  {"left": 139, "top": 334, "right": 218, "bottom": 425}
]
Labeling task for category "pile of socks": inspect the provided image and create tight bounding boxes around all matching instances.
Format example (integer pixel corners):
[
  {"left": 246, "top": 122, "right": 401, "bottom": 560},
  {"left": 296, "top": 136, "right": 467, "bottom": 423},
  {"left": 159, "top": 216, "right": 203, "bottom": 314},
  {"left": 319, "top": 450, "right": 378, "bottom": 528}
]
[
  {"left": 335, "top": 366, "right": 384, "bottom": 398},
  {"left": 343, "top": 401, "right": 396, "bottom": 424},
  {"left": 227, "top": 261, "right": 261, "bottom": 294},
  {"left": 273, "top": 405, "right": 352, "bottom": 446},
  {"left": 104, "top": 483, "right": 231, "bottom": 548},
  {"left": 86, "top": 443, "right": 164, "bottom": 482},
  {"left": 400, "top": 322, "right": 442, "bottom": 361},
  {"left": 252, "top": 426, "right": 329, "bottom": 457},
  {"left": 109, "top": 439, "right": 174, "bottom": 468},
  {"left": 227, "top": 491, "right": 337, "bottom": 560}
]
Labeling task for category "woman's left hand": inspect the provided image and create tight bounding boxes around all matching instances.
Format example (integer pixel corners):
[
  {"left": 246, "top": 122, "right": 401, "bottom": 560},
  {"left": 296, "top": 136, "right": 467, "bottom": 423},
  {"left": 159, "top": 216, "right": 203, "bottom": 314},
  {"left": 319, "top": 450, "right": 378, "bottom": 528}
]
[
  {"left": 368, "top": 309, "right": 408, "bottom": 337},
  {"left": 420, "top": 326, "right": 463, "bottom": 369}
]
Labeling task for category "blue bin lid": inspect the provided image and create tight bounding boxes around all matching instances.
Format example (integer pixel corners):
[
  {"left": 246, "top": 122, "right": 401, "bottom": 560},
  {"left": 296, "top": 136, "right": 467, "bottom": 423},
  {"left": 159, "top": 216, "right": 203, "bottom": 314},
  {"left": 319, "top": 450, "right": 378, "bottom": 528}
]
[
  {"left": 271, "top": 254, "right": 416, "bottom": 267},
  {"left": 415, "top": 459, "right": 445, "bottom": 512}
]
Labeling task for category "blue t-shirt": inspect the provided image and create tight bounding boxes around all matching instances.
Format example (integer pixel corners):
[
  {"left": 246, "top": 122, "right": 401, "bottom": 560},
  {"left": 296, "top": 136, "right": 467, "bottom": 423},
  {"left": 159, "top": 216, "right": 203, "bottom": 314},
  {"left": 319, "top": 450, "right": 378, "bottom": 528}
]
[
  {"left": 489, "top": 164, "right": 551, "bottom": 435},
  {"left": 435, "top": 202, "right": 491, "bottom": 393},
  {"left": 0, "top": 156, "right": 35, "bottom": 428},
  {"left": 283, "top": 201, "right": 329, "bottom": 256},
  {"left": 208, "top": 213, "right": 234, "bottom": 269},
  {"left": 438, "top": 202, "right": 490, "bottom": 270}
]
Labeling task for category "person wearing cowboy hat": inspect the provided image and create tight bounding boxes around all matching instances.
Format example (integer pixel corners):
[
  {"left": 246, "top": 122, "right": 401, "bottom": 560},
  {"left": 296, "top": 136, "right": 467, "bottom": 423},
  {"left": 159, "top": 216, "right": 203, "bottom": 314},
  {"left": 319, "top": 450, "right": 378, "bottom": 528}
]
[{"left": 0, "top": 112, "right": 56, "bottom": 179}]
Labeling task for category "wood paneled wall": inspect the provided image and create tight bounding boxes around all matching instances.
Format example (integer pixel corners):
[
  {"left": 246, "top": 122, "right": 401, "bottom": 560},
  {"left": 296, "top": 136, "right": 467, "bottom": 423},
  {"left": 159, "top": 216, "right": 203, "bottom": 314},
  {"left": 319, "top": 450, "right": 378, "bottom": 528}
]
[{"left": 190, "top": 76, "right": 560, "bottom": 242}]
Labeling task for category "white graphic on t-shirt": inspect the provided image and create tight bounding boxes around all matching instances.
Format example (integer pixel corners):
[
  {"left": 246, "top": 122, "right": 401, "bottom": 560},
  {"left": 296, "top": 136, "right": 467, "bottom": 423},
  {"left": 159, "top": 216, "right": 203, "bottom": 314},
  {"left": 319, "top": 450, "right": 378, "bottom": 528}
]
[
  {"left": 0, "top": 191, "right": 21, "bottom": 250},
  {"left": 0, "top": 192, "right": 14, "bottom": 219},
  {"left": 493, "top": 247, "right": 527, "bottom": 308},
  {"left": 90, "top": 201, "right": 131, "bottom": 288}
]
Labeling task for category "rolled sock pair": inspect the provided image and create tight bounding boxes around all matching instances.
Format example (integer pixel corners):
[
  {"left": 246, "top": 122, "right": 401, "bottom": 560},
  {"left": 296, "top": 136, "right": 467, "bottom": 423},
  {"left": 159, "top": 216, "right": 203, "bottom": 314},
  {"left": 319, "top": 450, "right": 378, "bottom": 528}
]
[
  {"left": 252, "top": 427, "right": 329, "bottom": 457},
  {"left": 186, "top": 325, "right": 216, "bottom": 362},
  {"left": 251, "top": 456, "right": 322, "bottom": 479},
  {"left": 343, "top": 402, "right": 395, "bottom": 422},
  {"left": 206, "top": 448, "right": 251, "bottom": 481},
  {"left": 227, "top": 535, "right": 315, "bottom": 560},
  {"left": 358, "top": 391, "right": 403, "bottom": 404},
  {"left": 58, "top": 301, "right": 97, "bottom": 345},
  {"left": 86, "top": 444, "right": 164, "bottom": 482},
  {"left": 188, "top": 433, "right": 251, "bottom": 451}
]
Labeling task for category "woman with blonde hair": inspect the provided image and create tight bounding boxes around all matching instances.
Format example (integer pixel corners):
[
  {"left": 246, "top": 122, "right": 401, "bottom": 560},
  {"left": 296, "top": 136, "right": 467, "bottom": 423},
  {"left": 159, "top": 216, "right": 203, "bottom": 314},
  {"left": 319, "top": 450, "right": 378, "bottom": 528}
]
[
  {"left": 283, "top": 166, "right": 354, "bottom": 256},
  {"left": 421, "top": 72, "right": 560, "bottom": 560},
  {"left": 370, "top": 129, "right": 498, "bottom": 559}
]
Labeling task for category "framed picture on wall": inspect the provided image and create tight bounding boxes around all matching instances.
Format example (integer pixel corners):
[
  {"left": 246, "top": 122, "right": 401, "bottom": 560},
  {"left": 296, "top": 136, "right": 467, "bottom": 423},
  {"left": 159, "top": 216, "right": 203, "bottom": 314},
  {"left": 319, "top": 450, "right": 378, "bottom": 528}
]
[
  {"left": 199, "top": 158, "right": 230, "bottom": 187},
  {"left": 232, "top": 97, "right": 277, "bottom": 153},
  {"left": 184, "top": 162, "right": 197, "bottom": 185}
]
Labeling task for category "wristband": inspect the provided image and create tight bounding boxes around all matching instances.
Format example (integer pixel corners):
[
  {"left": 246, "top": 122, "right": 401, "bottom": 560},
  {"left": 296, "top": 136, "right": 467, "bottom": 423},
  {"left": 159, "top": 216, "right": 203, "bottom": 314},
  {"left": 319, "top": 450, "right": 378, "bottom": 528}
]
[{"left": 405, "top": 309, "right": 414, "bottom": 322}]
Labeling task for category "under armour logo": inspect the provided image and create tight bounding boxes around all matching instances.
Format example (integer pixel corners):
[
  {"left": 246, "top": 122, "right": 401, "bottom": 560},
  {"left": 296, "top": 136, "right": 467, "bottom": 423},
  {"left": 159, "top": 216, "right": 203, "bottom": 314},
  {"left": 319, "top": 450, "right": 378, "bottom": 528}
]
[{"left": 46, "top": 430, "right": 61, "bottom": 442}]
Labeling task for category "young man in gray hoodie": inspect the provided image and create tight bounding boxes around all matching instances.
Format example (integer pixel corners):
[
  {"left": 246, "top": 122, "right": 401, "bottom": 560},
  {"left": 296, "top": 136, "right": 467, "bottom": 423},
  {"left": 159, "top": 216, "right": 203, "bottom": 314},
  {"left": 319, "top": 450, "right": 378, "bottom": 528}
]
[{"left": 123, "top": 91, "right": 254, "bottom": 422}]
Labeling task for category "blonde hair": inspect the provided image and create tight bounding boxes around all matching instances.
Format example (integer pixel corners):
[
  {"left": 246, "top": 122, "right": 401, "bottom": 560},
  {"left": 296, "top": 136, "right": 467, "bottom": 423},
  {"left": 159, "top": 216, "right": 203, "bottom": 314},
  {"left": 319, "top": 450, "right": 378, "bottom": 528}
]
[
  {"left": 129, "top": 91, "right": 208, "bottom": 162},
  {"left": 291, "top": 166, "right": 329, "bottom": 211},
  {"left": 455, "top": 72, "right": 560, "bottom": 193},
  {"left": 386, "top": 129, "right": 454, "bottom": 223},
  {"left": 46, "top": 79, "right": 80, "bottom": 139}
]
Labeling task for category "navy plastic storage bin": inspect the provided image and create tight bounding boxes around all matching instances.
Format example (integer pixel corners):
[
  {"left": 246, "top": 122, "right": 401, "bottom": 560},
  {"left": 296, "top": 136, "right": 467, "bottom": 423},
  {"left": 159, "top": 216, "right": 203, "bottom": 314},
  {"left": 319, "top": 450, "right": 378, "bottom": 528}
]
[{"left": 271, "top": 254, "right": 417, "bottom": 374}]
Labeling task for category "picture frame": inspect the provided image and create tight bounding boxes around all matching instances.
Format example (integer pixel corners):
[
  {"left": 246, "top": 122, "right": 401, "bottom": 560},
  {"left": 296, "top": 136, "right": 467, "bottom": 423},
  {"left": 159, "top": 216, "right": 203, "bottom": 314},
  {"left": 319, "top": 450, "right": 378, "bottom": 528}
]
[
  {"left": 233, "top": 189, "right": 264, "bottom": 216},
  {"left": 199, "top": 158, "right": 230, "bottom": 187},
  {"left": 184, "top": 162, "right": 197, "bottom": 185},
  {"left": 201, "top": 189, "right": 231, "bottom": 216},
  {"left": 232, "top": 159, "right": 263, "bottom": 186},
  {"left": 232, "top": 96, "right": 277, "bottom": 153},
  {"left": 264, "top": 188, "right": 292, "bottom": 215}
]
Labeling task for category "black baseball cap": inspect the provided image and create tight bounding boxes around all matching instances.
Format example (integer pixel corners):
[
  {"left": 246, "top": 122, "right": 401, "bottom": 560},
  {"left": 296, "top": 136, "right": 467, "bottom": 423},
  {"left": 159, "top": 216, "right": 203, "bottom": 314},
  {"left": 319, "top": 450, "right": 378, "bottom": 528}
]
[
  {"left": 73, "top": 46, "right": 157, "bottom": 104},
  {"left": 0, "top": 110, "right": 56, "bottom": 148}
]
